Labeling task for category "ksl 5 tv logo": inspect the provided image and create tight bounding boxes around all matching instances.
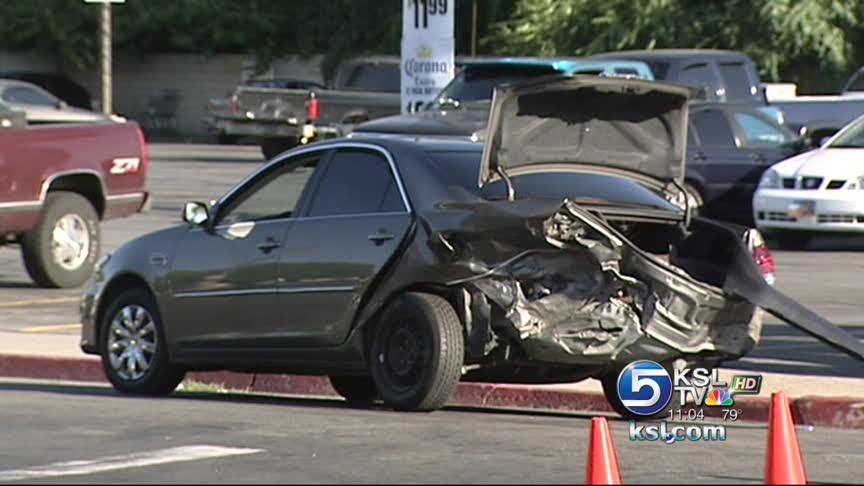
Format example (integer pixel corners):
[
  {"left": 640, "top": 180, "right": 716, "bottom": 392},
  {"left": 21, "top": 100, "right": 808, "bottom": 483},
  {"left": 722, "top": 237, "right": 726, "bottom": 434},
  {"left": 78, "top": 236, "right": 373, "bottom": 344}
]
[{"left": 616, "top": 360, "right": 762, "bottom": 416}]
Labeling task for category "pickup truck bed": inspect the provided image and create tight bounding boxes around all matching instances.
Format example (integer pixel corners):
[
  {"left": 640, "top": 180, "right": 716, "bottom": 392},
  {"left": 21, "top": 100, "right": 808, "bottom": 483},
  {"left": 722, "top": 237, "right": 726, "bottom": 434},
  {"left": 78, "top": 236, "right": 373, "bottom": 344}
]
[{"left": 0, "top": 121, "right": 149, "bottom": 287}]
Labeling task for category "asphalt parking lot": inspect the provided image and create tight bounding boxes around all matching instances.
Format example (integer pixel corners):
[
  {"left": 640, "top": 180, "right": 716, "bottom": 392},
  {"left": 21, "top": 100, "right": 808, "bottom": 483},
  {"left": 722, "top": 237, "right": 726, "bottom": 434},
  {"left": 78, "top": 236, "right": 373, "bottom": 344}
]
[
  {"left": 0, "top": 377, "right": 860, "bottom": 484},
  {"left": 0, "top": 143, "right": 862, "bottom": 378}
]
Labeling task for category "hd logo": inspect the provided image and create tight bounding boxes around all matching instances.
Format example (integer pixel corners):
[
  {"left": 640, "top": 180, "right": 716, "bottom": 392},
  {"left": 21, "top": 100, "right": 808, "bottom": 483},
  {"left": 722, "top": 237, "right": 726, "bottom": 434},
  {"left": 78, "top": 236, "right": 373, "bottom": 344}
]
[{"left": 616, "top": 360, "right": 762, "bottom": 415}]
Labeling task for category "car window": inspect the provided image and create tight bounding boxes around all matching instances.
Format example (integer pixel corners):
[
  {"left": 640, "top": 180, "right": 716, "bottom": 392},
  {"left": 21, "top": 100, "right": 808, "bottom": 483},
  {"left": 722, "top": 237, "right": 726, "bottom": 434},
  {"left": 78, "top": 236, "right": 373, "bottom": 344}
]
[
  {"left": 217, "top": 153, "right": 323, "bottom": 226},
  {"left": 338, "top": 64, "right": 400, "bottom": 92},
  {"left": 677, "top": 63, "right": 719, "bottom": 100},
  {"left": 691, "top": 109, "right": 736, "bottom": 147},
  {"left": 305, "top": 149, "right": 405, "bottom": 217},
  {"left": 827, "top": 117, "right": 864, "bottom": 148},
  {"left": 429, "top": 64, "right": 559, "bottom": 108},
  {"left": 2, "top": 86, "right": 57, "bottom": 106},
  {"left": 718, "top": 62, "right": 756, "bottom": 102},
  {"left": 733, "top": 112, "right": 790, "bottom": 148},
  {"left": 844, "top": 71, "right": 864, "bottom": 93}
]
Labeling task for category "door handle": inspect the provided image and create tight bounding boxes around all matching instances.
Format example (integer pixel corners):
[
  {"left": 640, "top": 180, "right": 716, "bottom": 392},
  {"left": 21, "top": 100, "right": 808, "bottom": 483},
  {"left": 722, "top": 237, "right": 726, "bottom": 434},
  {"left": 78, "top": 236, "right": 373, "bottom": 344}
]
[
  {"left": 692, "top": 151, "right": 706, "bottom": 161},
  {"left": 368, "top": 233, "right": 395, "bottom": 244},
  {"left": 257, "top": 239, "right": 281, "bottom": 253},
  {"left": 750, "top": 153, "right": 766, "bottom": 163}
]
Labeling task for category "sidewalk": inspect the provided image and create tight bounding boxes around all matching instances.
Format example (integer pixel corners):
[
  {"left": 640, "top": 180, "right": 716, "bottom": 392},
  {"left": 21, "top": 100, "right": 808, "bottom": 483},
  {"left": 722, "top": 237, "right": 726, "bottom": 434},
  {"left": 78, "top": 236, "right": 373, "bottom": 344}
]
[{"left": 2, "top": 331, "right": 863, "bottom": 429}]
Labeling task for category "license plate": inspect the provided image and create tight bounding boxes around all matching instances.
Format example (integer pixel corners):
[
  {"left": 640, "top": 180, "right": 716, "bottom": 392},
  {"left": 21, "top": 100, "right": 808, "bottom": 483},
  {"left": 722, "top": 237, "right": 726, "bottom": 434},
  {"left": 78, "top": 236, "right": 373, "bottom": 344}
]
[{"left": 788, "top": 200, "right": 815, "bottom": 217}]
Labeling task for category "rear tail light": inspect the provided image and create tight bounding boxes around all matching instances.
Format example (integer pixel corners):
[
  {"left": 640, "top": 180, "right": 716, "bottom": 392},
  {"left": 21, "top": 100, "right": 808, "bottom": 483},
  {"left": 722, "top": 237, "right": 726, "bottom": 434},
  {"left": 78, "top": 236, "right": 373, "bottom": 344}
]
[
  {"left": 745, "top": 229, "right": 775, "bottom": 285},
  {"left": 135, "top": 124, "right": 149, "bottom": 176},
  {"left": 306, "top": 94, "right": 319, "bottom": 121},
  {"left": 229, "top": 95, "right": 238, "bottom": 114}
]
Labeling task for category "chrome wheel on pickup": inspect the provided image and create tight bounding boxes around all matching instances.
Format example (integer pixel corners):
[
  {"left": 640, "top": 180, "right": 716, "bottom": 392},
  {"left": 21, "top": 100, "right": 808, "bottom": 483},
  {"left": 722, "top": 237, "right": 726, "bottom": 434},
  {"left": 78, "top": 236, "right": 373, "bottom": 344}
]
[
  {"left": 21, "top": 191, "right": 100, "bottom": 288},
  {"left": 51, "top": 213, "right": 91, "bottom": 271}
]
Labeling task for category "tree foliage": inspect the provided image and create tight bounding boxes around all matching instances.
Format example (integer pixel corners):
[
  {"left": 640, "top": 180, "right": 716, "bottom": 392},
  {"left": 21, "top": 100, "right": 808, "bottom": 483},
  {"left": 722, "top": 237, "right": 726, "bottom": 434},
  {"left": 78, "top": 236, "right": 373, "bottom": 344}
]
[
  {"left": 484, "top": 0, "right": 864, "bottom": 93},
  {"left": 1, "top": 1, "right": 860, "bottom": 92}
]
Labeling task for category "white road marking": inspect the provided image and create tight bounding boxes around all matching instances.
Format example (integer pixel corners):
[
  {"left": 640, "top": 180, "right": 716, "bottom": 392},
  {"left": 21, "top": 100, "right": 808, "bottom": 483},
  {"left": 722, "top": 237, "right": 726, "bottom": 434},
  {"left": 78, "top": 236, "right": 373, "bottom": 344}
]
[{"left": 0, "top": 445, "right": 263, "bottom": 481}]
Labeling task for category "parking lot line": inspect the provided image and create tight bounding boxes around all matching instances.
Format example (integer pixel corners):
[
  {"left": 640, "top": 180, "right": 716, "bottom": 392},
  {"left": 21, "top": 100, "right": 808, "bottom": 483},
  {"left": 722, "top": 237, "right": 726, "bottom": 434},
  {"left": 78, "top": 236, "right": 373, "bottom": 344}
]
[
  {"left": 0, "top": 297, "right": 79, "bottom": 308},
  {"left": 18, "top": 324, "right": 82, "bottom": 333},
  {"left": 0, "top": 445, "right": 263, "bottom": 481}
]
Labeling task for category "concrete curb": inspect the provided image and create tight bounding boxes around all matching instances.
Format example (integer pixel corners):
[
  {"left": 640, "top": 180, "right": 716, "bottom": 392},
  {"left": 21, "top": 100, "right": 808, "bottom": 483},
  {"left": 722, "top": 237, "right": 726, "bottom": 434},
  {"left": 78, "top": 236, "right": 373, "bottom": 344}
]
[{"left": 2, "top": 353, "right": 862, "bottom": 429}]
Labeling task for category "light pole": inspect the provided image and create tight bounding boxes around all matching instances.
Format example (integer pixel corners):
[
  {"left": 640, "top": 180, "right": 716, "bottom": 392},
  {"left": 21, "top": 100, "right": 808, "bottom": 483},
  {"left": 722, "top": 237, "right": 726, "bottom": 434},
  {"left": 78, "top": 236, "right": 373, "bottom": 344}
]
[{"left": 84, "top": 0, "right": 124, "bottom": 115}]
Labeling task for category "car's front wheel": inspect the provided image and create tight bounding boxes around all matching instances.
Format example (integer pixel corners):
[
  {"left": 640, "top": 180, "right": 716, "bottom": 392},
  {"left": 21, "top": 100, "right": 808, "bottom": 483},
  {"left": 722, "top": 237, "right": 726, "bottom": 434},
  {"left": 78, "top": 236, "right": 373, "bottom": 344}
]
[
  {"left": 99, "top": 288, "right": 185, "bottom": 395},
  {"left": 369, "top": 292, "right": 464, "bottom": 411}
]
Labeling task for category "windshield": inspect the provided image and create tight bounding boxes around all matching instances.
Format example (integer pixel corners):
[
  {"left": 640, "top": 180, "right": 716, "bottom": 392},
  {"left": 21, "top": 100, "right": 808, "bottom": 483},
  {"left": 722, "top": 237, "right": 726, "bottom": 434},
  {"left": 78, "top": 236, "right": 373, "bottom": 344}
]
[
  {"left": 827, "top": 117, "right": 864, "bottom": 148},
  {"left": 427, "top": 64, "right": 559, "bottom": 110}
]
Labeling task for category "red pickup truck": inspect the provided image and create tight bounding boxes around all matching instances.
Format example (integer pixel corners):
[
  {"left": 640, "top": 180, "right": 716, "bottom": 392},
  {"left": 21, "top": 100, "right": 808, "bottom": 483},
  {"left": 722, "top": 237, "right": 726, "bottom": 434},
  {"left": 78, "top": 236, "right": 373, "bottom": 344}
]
[{"left": 0, "top": 121, "right": 149, "bottom": 288}]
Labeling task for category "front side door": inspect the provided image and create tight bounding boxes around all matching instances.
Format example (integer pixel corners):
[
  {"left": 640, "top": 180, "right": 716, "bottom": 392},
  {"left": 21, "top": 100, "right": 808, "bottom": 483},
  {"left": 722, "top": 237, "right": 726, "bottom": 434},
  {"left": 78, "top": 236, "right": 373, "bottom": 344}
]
[
  {"left": 166, "top": 150, "right": 329, "bottom": 349},
  {"left": 274, "top": 147, "right": 413, "bottom": 347}
]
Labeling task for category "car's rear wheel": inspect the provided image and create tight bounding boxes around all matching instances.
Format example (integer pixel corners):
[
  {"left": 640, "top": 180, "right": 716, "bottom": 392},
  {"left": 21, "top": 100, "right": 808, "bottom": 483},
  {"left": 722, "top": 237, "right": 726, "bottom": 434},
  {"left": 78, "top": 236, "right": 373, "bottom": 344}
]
[
  {"left": 329, "top": 375, "right": 378, "bottom": 403},
  {"left": 99, "top": 288, "right": 185, "bottom": 395},
  {"left": 260, "top": 138, "right": 296, "bottom": 160},
  {"left": 601, "top": 364, "right": 679, "bottom": 421},
  {"left": 369, "top": 292, "right": 464, "bottom": 412},
  {"left": 21, "top": 191, "right": 100, "bottom": 288}
]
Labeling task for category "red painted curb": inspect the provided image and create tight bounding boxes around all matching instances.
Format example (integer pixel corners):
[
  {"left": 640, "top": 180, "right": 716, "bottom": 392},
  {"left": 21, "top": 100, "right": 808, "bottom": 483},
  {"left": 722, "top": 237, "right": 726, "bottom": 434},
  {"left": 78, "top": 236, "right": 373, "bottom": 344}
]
[{"left": 1, "top": 353, "right": 861, "bottom": 429}]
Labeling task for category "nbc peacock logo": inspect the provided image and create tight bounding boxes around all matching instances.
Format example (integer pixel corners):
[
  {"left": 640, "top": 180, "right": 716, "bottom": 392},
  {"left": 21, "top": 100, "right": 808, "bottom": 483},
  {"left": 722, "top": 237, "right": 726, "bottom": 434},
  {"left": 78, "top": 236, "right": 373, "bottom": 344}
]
[{"left": 705, "top": 388, "right": 734, "bottom": 407}]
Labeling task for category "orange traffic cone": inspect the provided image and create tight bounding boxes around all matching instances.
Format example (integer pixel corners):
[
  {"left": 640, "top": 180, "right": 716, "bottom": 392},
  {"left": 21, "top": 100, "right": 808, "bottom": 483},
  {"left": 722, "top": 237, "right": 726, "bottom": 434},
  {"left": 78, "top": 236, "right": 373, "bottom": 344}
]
[
  {"left": 765, "top": 391, "right": 807, "bottom": 484},
  {"left": 586, "top": 417, "right": 622, "bottom": 485}
]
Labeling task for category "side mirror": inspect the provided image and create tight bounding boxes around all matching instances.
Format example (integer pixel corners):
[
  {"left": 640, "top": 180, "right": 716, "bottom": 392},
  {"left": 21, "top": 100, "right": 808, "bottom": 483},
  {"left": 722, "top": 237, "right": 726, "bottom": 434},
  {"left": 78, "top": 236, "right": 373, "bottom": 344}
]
[
  {"left": 55, "top": 100, "right": 68, "bottom": 110},
  {"left": 819, "top": 136, "right": 832, "bottom": 147},
  {"left": 182, "top": 201, "right": 210, "bottom": 226}
]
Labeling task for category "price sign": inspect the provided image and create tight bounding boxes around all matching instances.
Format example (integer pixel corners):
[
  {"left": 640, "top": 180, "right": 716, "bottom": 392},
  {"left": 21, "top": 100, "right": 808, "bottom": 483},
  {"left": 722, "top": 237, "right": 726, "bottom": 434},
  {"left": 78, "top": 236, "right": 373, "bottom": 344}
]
[{"left": 401, "top": 0, "right": 455, "bottom": 114}]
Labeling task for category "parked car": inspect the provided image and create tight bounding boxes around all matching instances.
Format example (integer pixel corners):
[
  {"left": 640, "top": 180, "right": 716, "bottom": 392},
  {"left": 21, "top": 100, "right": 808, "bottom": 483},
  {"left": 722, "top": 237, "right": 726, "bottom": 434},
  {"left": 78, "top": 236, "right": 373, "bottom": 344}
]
[
  {"left": 0, "top": 121, "right": 149, "bottom": 287},
  {"left": 841, "top": 66, "right": 864, "bottom": 98},
  {"left": 203, "top": 78, "right": 327, "bottom": 144},
  {"left": 79, "top": 76, "right": 863, "bottom": 417},
  {"left": 0, "top": 79, "right": 108, "bottom": 124},
  {"left": 0, "top": 71, "right": 94, "bottom": 110},
  {"left": 213, "top": 56, "right": 401, "bottom": 158},
  {"left": 753, "top": 113, "right": 864, "bottom": 249},
  {"left": 359, "top": 70, "right": 805, "bottom": 225},
  {"left": 591, "top": 49, "right": 864, "bottom": 145},
  {"left": 354, "top": 57, "right": 653, "bottom": 139},
  {"left": 0, "top": 103, "right": 27, "bottom": 129},
  {"left": 683, "top": 102, "right": 808, "bottom": 224}
]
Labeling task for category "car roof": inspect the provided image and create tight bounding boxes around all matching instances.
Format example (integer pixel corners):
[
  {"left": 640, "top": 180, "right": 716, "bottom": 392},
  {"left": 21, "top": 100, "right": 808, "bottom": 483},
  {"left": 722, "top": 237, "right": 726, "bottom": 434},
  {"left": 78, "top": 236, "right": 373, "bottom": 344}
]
[
  {"left": 336, "top": 135, "right": 483, "bottom": 154},
  {"left": 590, "top": 49, "right": 752, "bottom": 62},
  {"left": 0, "top": 79, "right": 47, "bottom": 90}
]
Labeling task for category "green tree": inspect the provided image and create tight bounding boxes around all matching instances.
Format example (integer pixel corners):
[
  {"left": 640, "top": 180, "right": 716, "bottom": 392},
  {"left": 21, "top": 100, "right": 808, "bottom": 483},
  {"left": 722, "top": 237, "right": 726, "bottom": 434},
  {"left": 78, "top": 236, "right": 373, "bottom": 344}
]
[{"left": 484, "top": 0, "right": 863, "bottom": 93}]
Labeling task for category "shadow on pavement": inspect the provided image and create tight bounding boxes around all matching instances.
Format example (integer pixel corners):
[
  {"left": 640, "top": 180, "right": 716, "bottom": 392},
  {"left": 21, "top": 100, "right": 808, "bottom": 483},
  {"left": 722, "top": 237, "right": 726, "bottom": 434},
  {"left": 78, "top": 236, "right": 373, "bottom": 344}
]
[
  {"left": 0, "top": 379, "right": 606, "bottom": 421},
  {"left": 726, "top": 321, "right": 864, "bottom": 378}
]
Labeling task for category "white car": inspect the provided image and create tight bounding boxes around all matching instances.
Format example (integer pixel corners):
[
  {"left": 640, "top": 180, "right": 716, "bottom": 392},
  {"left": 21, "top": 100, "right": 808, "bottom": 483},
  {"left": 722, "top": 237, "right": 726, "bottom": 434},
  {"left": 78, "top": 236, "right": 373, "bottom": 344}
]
[{"left": 753, "top": 113, "right": 864, "bottom": 248}]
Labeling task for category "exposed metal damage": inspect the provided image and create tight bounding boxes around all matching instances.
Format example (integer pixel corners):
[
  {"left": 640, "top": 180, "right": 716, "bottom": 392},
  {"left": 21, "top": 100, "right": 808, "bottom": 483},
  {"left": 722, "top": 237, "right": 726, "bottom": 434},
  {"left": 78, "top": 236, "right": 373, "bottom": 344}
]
[{"left": 446, "top": 199, "right": 762, "bottom": 368}]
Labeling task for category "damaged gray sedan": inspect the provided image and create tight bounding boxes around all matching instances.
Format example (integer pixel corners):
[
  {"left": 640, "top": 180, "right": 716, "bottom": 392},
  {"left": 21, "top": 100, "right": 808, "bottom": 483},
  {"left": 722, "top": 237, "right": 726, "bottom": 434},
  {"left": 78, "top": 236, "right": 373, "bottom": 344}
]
[{"left": 80, "top": 76, "right": 864, "bottom": 415}]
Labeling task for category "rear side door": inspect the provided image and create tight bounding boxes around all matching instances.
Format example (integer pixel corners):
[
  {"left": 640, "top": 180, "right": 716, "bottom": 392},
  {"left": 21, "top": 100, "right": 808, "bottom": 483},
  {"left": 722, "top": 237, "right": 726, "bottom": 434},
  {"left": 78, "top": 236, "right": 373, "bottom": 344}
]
[{"left": 274, "top": 146, "right": 413, "bottom": 347}]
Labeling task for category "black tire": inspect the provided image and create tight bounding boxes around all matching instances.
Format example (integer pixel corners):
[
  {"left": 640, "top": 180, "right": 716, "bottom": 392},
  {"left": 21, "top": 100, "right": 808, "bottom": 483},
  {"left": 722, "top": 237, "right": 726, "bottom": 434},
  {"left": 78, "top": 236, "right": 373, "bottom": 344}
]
[
  {"left": 260, "top": 138, "right": 296, "bottom": 160},
  {"left": 369, "top": 292, "right": 464, "bottom": 411},
  {"left": 601, "top": 366, "right": 678, "bottom": 421},
  {"left": 769, "top": 230, "right": 813, "bottom": 251},
  {"left": 217, "top": 133, "right": 238, "bottom": 145},
  {"left": 21, "top": 191, "right": 100, "bottom": 288},
  {"left": 329, "top": 375, "right": 379, "bottom": 403},
  {"left": 99, "top": 288, "right": 185, "bottom": 395}
]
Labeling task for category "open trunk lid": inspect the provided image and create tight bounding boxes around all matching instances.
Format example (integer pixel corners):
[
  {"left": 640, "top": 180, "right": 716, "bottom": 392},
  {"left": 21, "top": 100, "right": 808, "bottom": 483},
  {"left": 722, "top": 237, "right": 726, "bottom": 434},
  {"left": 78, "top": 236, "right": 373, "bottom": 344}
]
[{"left": 478, "top": 75, "right": 694, "bottom": 188}]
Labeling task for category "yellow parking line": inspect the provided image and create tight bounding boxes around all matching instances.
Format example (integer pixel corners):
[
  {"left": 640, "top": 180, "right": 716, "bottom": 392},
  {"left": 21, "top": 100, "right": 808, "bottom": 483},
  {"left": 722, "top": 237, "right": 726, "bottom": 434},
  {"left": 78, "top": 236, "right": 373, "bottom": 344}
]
[
  {"left": 0, "top": 297, "right": 79, "bottom": 308},
  {"left": 19, "top": 323, "right": 82, "bottom": 333}
]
